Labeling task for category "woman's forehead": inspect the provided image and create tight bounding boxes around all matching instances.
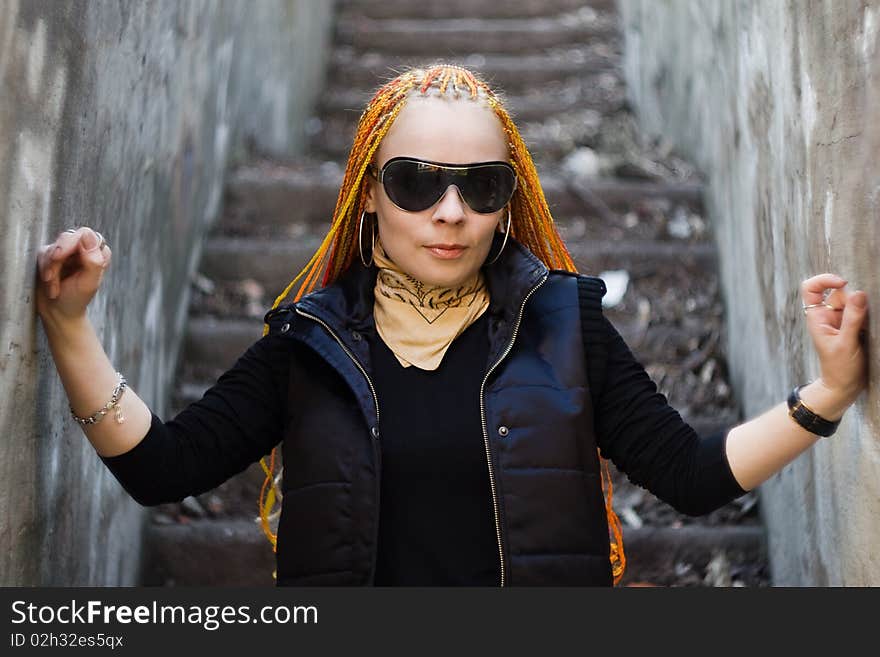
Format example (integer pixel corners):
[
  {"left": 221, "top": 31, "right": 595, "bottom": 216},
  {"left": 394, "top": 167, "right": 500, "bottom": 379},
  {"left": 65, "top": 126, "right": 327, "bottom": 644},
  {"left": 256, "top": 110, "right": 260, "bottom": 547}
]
[{"left": 376, "top": 95, "right": 509, "bottom": 166}]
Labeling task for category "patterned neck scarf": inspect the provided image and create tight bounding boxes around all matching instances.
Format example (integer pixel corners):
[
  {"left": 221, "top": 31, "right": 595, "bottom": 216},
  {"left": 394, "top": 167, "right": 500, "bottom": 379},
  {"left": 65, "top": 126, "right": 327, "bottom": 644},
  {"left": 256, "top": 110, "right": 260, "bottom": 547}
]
[{"left": 372, "top": 240, "right": 490, "bottom": 370}]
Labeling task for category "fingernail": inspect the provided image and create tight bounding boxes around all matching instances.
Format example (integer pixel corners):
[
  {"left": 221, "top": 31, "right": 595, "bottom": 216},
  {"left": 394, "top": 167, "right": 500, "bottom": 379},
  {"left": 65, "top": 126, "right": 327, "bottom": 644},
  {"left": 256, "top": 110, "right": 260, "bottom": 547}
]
[
  {"left": 82, "top": 230, "right": 98, "bottom": 250},
  {"left": 853, "top": 293, "right": 867, "bottom": 308}
]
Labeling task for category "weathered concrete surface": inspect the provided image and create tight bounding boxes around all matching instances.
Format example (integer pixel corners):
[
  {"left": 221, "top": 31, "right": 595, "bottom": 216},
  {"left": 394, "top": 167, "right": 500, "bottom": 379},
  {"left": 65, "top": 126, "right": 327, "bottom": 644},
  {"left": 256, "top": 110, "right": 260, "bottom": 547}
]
[
  {"left": 620, "top": 0, "right": 880, "bottom": 584},
  {"left": 0, "top": 0, "right": 333, "bottom": 585}
]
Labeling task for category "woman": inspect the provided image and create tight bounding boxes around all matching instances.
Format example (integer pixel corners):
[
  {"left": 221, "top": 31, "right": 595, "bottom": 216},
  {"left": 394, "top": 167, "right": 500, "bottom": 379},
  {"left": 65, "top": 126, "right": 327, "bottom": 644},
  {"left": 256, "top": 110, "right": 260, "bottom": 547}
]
[{"left": 35, "top": 64, "right": 870, "bottom": 586}]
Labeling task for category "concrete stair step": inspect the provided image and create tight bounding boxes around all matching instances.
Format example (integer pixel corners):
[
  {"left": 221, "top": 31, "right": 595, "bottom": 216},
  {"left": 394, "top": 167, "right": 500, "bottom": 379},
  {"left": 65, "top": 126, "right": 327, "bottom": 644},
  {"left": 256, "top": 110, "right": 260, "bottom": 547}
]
[
  {"left": 142, "top": 518, "right": 765, "bottom": 586},
  {"left": 335, "top": 14, "right": 619, "bottom": 55},
  {"left": 336, "top": 0, "right": 615, "bottom": 20},
  {"left": 185, "top": 276, "right": 270, "bottom": 322},
  {"left": 221, "top": 161, "right": 343, "bottom": 233},
  {"left": 318, "top": 75, "right": 626, "bottom": 124},
  {"left": 220, "top": 162, "right": 705, "bottom": 236},
  {"left": 144, "top": 518, "right": 276, "bottom": 586},
  {"left": 616, "top": 525, "right": 767, "bottom": 587},
  {"left": 327, "top": 47, "right": 621, "bottom": 92},
  {"left": 567, "top": 238, "right": 718, "bottom": 273},
  {"left": 199, "top": 235, "right": 320, "bottom": 293},
  {"left": 181, "top": 317, "right": 265, "bottom": 378}
]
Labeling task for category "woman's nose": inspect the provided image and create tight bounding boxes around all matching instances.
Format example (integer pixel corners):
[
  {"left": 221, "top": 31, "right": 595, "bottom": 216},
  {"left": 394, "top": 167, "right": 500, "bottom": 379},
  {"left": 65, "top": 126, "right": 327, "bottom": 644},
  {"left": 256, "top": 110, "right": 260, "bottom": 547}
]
[{"left": 431, "top": 185, "right": 468, "bottom": 222}]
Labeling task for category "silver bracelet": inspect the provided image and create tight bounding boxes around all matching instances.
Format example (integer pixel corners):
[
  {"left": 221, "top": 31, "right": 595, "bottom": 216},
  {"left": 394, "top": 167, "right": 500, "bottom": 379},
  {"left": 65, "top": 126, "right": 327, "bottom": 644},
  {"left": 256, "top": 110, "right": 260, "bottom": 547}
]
[{"left": 70, "top": 373, "right": 127, "bottom": 426}]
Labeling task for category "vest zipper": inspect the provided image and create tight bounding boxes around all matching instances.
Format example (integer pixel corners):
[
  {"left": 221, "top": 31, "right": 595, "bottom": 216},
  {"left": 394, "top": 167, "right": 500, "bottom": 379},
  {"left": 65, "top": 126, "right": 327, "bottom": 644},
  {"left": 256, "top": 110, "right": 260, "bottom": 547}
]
[
  {"left": 294, "top": 308, "right": 382, "bottom": 584},
  {"left": 480, "top": 272, "right": 549, "bottom": 587}
]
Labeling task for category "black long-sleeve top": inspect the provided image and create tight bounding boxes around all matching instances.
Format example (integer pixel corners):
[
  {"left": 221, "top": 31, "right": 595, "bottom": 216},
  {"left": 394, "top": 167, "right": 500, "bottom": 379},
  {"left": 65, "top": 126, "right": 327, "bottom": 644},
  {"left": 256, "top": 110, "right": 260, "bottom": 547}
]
[{"left": 99, "top": 301, "right": 748, "bottom": 584}]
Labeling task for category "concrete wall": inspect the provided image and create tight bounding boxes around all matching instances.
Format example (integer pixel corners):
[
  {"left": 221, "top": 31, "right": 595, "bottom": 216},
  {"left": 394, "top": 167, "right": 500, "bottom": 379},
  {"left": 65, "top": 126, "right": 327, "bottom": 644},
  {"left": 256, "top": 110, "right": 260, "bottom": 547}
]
[
  {"left": 619, "top": 0, "right": 880, "bottom": 584},
  {"left": 0, "top": 0, "right": 334, "bottom": 586}
]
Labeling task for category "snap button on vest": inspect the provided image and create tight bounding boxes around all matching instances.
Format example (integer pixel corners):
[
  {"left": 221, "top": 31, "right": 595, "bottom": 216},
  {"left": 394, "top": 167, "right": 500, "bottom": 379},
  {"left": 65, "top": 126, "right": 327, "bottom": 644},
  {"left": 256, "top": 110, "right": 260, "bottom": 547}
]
[
  {"left": 351, "top": 330, "right": 362, "bottom": 341},
  {"left": 371, "top": 426, "right": 380, "bottom": 438},
  {"left": 497, "top": 425, "right": 509, "bottom": 437},
  {"left": 280, "top": 322, "right": 290, "bottom": 333}
]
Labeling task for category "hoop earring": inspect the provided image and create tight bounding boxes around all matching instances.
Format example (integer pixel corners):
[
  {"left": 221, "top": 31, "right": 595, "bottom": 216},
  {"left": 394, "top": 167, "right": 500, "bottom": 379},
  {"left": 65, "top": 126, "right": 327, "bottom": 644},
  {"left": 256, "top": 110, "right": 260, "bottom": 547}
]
[
  {"left": 359, "top": 211, "right": 376, "bottom": 267},
  {"left": 484, "top": 208, "right": 511, "bottom": 266}
]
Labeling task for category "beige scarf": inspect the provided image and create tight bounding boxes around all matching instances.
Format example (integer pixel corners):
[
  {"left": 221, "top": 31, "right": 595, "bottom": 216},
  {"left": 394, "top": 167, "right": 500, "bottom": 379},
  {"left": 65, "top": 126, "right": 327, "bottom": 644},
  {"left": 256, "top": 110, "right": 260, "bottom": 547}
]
[{"left": 372, "top": 240, "right": 490, "bottom": 370}]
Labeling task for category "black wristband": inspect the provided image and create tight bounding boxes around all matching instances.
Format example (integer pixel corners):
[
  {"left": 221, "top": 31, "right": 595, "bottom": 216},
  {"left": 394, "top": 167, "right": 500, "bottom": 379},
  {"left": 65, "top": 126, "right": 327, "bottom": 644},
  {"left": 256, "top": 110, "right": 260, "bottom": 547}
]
[{"left": 787, "top": 384, "right": 840, "bottom": 437}]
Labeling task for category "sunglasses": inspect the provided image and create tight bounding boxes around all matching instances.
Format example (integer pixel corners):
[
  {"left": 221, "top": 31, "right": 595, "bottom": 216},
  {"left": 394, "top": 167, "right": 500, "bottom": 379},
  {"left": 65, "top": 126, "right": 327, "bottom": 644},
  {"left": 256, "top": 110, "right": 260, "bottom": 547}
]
[{"left": 369, "top": 157, "right": 518, "bottom": 214}]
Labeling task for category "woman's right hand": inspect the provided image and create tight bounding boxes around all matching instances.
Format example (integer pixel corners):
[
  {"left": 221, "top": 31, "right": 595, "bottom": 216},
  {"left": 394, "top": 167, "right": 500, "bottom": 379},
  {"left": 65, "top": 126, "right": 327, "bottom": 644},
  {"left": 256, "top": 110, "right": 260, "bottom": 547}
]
[{"left": 36, "top": 227, "right": 112, "bottom": 323}]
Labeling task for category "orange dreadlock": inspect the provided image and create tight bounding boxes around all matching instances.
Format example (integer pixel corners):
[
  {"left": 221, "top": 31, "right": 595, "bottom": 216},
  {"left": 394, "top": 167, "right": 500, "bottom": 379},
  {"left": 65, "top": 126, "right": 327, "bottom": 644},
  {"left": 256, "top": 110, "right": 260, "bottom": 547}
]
[{"left": 257, "top": 63, "right": 625, "bottom": 585}]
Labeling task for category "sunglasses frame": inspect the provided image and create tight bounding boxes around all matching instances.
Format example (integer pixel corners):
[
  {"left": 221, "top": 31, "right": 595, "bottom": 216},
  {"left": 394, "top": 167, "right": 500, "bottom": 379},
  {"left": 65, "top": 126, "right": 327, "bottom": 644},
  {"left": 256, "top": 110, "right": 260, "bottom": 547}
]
[{"left": 368, "top": 156, "right": 518, "bottom": 214}]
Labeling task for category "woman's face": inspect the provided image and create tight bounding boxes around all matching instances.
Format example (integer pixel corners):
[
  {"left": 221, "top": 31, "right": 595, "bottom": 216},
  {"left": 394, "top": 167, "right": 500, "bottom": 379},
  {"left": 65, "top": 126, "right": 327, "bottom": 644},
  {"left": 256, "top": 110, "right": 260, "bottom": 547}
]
[{"left": 364, "top": 94, "right": 510, "bottom": 287}]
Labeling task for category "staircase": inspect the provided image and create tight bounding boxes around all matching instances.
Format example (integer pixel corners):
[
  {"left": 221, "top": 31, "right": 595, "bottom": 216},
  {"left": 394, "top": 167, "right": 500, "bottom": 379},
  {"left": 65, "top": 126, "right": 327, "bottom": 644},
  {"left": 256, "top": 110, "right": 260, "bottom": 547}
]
[{"left": 144, "top": 0, "right": 769, "bottom": 587}]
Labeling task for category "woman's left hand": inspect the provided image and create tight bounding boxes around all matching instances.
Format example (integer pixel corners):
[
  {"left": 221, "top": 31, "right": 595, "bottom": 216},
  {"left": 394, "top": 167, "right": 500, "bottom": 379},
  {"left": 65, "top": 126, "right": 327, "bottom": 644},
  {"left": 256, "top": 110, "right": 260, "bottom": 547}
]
[{"left": 800, "top": 273, "right": 870, "bottom": 406}]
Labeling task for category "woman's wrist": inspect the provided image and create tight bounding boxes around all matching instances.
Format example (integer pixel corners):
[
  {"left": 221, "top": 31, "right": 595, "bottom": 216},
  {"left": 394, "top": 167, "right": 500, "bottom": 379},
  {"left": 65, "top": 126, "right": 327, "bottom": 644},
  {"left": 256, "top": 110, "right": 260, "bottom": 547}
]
[
  {"left": 39, "top": 309, "right": 90, "bottom": 339},
  {"left": 796, "top": 379, "right": 854, "bottom": 423}
]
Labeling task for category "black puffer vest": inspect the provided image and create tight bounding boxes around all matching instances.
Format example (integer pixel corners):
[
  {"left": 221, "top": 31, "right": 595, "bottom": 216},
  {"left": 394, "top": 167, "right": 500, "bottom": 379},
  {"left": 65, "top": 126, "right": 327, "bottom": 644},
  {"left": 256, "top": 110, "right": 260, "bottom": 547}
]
[{"left": 263, "top": 234, "right": 612, "bottom": 586}]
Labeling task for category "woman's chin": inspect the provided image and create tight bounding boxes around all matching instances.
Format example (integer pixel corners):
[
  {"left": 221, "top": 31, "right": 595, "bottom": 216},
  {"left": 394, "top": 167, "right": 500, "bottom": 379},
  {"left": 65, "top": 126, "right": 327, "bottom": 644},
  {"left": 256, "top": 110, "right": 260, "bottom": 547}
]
[
  {"left": 389, "top": 247, "right": 488, "bottom": 287},
  {"left": 416, "top": 265, "right": 477, "bottom": 288}
]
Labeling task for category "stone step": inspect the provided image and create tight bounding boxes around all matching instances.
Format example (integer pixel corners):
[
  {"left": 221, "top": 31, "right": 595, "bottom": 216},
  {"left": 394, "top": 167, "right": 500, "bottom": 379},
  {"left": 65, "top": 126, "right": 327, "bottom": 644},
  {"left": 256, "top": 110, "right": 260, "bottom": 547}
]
[
  {"left": 181, "top": 317, "right": 265, "bottom": 378},
  {"left": 197, "top": 234, "right": 717, "bottom": 304},
  {"left": 617, "top": 525, "right": 767, "bottom": 587},
  {"left": 335, "top": 15, "right": 620, "bottom": 55},
  {"left": 199, "top": 235, "right": 320, "bottom": 293},
  {"left": 142, "top": 518, "right": 765, "bottom": 586},
  {"left": 144, "top": 518, "right": 276, "bottom": 586},
  {"left": 567, "top": 238, "right": 717, "bottom": 273},
  {"left": 221, "top": 163, "right": 705, "bottom": 236},
  {"left": 327, "top": 47, "right": 621, "bottom": 93},
  {"left": 221, "top": 161, "right": 344, "bottom": 233},
  {"left": 336, "top": 0, "right": 615, "bottom": 20},
  {"left": 318, "top": 74, "right": 626, "bottom": 124}
]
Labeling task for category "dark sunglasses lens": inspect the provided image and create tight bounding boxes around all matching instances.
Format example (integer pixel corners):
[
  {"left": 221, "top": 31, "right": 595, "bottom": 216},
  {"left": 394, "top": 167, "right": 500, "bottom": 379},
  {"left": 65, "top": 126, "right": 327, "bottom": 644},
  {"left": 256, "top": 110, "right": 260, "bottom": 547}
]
[
  {"left": 381, "top": 160, "right": 516, "bottom": 213},
  {"left": 460, "top": 166, "right": 516, "bottom": 213},
  {"left": 382, "top": 161, "right": 446, "bottom": 212}
]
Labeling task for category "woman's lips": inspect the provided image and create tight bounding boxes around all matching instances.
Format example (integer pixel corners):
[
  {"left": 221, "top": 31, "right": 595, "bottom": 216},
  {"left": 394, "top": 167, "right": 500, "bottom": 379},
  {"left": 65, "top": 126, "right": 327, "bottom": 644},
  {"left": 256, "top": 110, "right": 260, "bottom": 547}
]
[{"left": 425, "top": 245, "right": 467, "bottom": 259}]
